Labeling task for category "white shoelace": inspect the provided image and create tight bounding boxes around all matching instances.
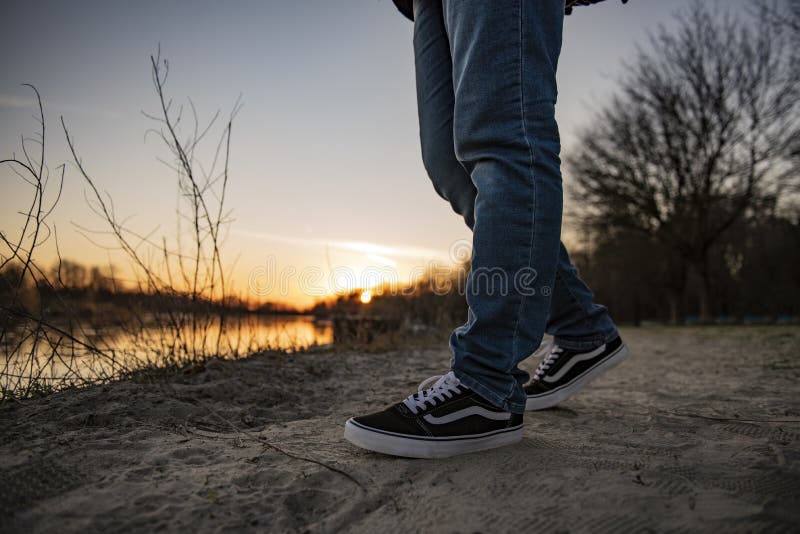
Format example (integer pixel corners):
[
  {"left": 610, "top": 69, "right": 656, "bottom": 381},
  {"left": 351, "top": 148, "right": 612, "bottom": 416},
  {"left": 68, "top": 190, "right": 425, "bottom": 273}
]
[
  {"left": 402, "top": 371, "right": 463, "bottom": 415},
  {"left": 532, "top": 340, "right": 564, "bottom": 381}
]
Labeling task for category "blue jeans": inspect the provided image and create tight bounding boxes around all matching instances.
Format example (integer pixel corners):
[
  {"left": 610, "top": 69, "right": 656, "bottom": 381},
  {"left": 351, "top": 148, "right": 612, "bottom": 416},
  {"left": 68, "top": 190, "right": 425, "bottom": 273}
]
[{"left": 413, "top": 0, "right": 619, "bottom": 413}]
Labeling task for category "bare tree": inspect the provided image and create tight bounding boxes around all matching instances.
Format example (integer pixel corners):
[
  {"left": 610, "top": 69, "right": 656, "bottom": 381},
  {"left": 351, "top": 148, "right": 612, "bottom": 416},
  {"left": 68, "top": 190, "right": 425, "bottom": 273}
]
[
  {"left": 1, "top": 86, "right": 121, "bottom": 399},
  {"left": 567, "top": 1, "right": 799, "bottom": 322},
  {"left": 759, "top": 0, "right": 800, "bottom": 174},
  {"left": 62, "top": 48, "right": 243, "bottom": 362},
  {"left": 759, "top": 0, "right": 800, "bottom": 37}
]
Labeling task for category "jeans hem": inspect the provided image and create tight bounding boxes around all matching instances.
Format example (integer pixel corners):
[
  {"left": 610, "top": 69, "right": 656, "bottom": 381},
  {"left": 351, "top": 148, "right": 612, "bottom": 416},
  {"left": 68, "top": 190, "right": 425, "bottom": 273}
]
[
  {"left": 450, "top": 367, "right": 527, "bottom": 414},
  {"left": 553, "top": 329, "right": 619, "bottom": 351}
]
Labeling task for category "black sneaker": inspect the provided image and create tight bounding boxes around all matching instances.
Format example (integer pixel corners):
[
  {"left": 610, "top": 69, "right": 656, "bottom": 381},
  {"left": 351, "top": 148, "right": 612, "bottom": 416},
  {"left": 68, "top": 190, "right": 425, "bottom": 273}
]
[
  {"left": 344, "top": 371, "right": 523, "bottom": 458},
  {"left": 524, "top": 336, "right": 628, "bottom": 410}
]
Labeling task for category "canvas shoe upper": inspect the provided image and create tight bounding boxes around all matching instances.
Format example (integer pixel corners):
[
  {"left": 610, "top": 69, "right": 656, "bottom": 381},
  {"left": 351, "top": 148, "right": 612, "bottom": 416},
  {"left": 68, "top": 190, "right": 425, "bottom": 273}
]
[
  {"left": 344, "top": 371, "right": 523, "bottom": 458},
  {"left": 525, "top": 336, "right": 628, "bottom": 410}
]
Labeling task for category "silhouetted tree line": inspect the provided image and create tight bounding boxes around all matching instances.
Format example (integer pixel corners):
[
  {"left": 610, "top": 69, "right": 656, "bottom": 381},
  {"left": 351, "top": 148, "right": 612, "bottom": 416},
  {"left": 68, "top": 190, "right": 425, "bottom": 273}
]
[
  {"left": 0, "top": 260, "right": 298, "bottom": 330},
  {"left": 571, "top": 213, "right": 800, "bottom": 325},
  {"left": 566, "top": 1, "right": 799, "bottom": 324}
]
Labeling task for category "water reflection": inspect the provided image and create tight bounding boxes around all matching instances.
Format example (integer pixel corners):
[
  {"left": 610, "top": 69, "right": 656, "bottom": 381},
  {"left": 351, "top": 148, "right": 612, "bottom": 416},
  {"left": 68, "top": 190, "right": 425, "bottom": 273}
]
[
  {"left": 215, "top": 314, "right": 333, "bottom": 353},
  {"left": 1, "top": 315, "right": 333, "bottom": 393},
  {"left": 104, "top": 314, "right": 335, "bottom": 356}
]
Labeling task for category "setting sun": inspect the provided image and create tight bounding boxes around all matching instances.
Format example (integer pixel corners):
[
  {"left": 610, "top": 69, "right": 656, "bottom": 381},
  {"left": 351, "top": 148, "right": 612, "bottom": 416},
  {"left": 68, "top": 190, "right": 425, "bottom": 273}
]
[{"left": 359, "top": 290, "right": 373, "bottom": 304}]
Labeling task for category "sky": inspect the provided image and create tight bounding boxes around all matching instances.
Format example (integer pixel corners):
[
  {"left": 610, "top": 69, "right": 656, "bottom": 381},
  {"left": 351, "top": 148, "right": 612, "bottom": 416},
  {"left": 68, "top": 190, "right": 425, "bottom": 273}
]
[{"left": 0, "top": 0, "right": 752, "bottom": 308}]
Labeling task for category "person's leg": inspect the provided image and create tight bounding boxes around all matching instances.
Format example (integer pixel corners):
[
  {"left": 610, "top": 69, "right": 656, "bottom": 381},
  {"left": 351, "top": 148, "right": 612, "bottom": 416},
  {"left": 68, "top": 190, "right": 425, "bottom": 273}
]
[
  {"left": 524, "top": 242, "right": 627, "bottom": 411},
  {"left": 414, "top": 0, "right": 618, "bottom": 396},
  {"left": 342, "top": 0, "right": 617, "bottom": 457},
  {"left": 411, "top": 119, "right": 616, "bottom": 352},
  {"left": 441, "top": 0, "right": 566, "bottom": 414},
  {"left": 342, "top": 0, "right": 524, "bottom": 459},
  {"left": 413, "top": 0, "right": 476, "bottom": 230},
  {"left": 547, "top": 243, "right": 618, "bottom": 349},
  {"left": 414, "top": 129, "right": 617, "bottom": 352}
]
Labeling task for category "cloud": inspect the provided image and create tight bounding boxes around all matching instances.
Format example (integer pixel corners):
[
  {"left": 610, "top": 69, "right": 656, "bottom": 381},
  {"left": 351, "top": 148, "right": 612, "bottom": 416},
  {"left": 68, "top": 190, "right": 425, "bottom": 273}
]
[
  {"left": 232, "top": 229, "right": 451, "bottom": 263},
  {"left": 366, "top": 253, "right": 397, "bottom": 268}
]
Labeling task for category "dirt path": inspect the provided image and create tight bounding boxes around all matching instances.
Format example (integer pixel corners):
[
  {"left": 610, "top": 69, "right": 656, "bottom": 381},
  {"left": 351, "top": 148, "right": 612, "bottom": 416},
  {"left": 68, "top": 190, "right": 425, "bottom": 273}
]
[{"left": 1, "top": 326, "right": 799, "bottom": 532}]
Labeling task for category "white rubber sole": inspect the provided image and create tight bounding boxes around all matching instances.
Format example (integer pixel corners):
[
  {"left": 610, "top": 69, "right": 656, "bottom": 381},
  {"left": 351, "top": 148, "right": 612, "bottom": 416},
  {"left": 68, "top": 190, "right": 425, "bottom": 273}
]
[
  {"left": 343, "top": 419, "right": 523, "bottom": 459},
  {"left": 525, "top": 343, "right": 629, "bottom": 411}
]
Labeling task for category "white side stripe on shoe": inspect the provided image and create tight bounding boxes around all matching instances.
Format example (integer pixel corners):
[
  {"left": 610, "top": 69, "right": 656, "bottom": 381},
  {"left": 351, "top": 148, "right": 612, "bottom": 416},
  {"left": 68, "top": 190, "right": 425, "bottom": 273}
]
[
  {"left": 543, "top": 344, "right": 606, "bottom": 383},
  {"left": 422, "top": 406, "right": 511, "bottom": 425}
]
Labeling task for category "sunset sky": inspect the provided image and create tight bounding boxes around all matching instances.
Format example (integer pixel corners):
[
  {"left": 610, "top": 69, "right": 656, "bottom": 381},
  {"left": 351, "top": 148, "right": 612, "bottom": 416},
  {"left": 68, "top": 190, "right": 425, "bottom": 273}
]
[{"left": 1, "top": 0, "right": 751, "bottom": 308}]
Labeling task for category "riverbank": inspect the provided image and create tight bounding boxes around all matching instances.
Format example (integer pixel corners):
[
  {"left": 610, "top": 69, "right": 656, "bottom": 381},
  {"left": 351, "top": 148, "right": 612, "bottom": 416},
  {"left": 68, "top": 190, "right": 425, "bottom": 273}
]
[{"left": 1, "top": 326, "right": 798, "bottom": 532}]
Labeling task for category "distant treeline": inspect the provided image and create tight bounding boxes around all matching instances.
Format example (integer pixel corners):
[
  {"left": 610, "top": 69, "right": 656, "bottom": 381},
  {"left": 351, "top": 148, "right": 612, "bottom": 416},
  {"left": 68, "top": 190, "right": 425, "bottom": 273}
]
[
  {"left": 0, "top": 260, "right": 300, "bottom": 327},
  {"left": 572, "top": 214, "right": 800, "bottom": 325}
]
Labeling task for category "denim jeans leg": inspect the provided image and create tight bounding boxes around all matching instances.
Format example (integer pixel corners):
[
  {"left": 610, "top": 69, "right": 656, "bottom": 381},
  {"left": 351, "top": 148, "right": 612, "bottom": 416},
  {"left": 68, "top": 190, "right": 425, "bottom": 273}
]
[
  {"left": 413, "top": 0, "right": 618, "bottom": 412},
  {"left": 438, "top": 0, "right": 565, "bottom": 414},
  {"left": 547, "top": 243, "right": 619, "bottom": 350},
  {"left": 412, "top": 0, "right": 476, "bottom": 229}
]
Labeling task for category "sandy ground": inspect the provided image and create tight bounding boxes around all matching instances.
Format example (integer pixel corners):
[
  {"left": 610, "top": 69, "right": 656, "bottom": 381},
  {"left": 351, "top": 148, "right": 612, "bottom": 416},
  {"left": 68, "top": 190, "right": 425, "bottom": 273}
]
[{"left": 1, "top": 326, "right": 799, "bottom": 533}]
